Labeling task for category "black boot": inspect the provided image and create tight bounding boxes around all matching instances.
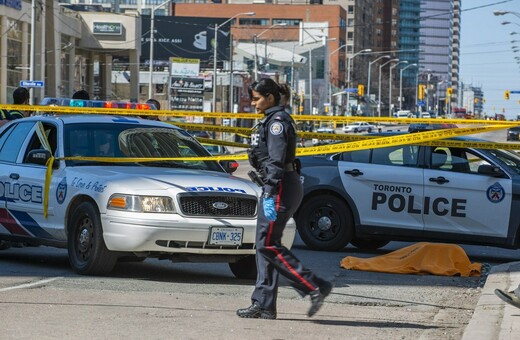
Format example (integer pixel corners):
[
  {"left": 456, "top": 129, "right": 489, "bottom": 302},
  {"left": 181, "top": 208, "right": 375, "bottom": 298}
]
[
  {"left": 237, "top": 302, "right": 277, "bottom": 319},
  {"left": 308, "top": 280, "right": 333, "bottom": 317}
]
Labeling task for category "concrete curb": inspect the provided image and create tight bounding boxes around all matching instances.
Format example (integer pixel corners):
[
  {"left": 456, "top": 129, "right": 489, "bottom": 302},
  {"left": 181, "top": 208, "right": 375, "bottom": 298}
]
[{"left": 462, "top": 261, "right": 520, "bottom": 340}]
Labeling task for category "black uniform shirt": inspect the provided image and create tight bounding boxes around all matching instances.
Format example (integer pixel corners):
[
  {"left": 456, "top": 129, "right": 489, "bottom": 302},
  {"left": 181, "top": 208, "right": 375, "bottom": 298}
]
[{"left": 249, "top": 105, "right": 297, "bottom": 196}]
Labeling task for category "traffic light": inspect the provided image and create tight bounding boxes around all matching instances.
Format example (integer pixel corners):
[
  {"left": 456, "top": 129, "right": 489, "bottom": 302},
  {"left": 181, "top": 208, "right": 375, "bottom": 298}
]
[
  {"left": 474, "top": 98, "right": 478, "bottom": 104},
  {"left": 418, "top": 85, "right": 425, "bottom": 100},
  {"left": 357, "top": 84, "right": 365, "bottom": 97},
  {"left": 446, "top": 87, "right": 453, "bottom": 97},
  {"left": 504, "top": 90, "right": 510, "bottom": 100}
]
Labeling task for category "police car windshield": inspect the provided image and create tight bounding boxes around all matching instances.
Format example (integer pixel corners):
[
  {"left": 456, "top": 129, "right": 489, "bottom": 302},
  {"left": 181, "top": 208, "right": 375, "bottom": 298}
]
[
  {"left": 488, "top": 149, "right": 520, "bottom": 175},
  {"left": 63, "top": 123, "right": 220, "bottom": 171}
]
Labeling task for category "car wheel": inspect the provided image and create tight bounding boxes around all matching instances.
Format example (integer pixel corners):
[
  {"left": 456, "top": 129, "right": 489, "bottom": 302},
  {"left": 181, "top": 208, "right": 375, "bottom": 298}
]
[
  {"left": 68, "top": 201, "right": 118, "bottom": 275},
  {"left": 229, "top": 255, "right": 257, "bottom": 279},
  {"left": 296, "top": 195, "right": 353, "bottom": 251},
  {"left": 367, "top": 128, "right": 372, "bottom": 133},
  {"left": 354, "top": 128, "right": 359, "bottom": 133},
  {"left": 350, "top": 238, "right": 389, "bottom": 250}
]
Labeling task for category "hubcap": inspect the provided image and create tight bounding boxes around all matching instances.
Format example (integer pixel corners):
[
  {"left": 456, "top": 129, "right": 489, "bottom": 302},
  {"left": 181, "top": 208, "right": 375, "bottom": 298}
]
[{"left": 317, "top": 216, "right": 332, "bottom": 231}]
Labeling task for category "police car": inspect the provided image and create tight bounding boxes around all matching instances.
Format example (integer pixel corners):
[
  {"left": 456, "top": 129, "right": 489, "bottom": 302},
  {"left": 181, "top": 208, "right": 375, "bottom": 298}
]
[
  {"left": 0, "top": 99, "right": 296, "bottom": 278},
  {"left": 296, "top": 132, "right": 520, "bottom": 251}
]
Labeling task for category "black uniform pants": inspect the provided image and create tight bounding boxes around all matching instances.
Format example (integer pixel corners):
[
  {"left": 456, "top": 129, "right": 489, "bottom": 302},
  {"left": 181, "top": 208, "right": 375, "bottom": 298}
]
[{"left": 251, "top": 171, "right": 320, "bottom": 311}]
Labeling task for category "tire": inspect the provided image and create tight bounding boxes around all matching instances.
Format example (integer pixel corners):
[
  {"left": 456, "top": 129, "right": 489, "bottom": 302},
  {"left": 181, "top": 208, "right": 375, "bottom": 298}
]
[
  {"left": 68, "top": 201, "right": 118, "bottom": 275},
  {"left": 354, "top": 128, "right": 359, "bottom": 133},
  {"left": 296, "top": 195, "right": 353, "bottom": 251},
  {"left": 229, "top": 255, "right": 257, "bottom": 279},
  {"left": 367, "top": 128, "right": 372, "bottom": 133},
  {"left": 350, "top": 238, "right": 389, "bottom": 250}
]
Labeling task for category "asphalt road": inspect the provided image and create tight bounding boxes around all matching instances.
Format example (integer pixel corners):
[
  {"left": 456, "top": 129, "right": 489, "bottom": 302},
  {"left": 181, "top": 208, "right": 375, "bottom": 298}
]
[{"left": 0, "top": 126, "right": 518, "bottom": 339}]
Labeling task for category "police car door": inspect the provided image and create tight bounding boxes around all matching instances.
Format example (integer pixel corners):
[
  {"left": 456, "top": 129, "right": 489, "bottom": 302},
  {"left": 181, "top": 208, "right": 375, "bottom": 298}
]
[
  {"left": 6, "top": 121, "right": 58, "bottom": 237},
  {"left": 0, "top": 121, "right": 42, "bottom": 238},
  {"left": 337, "top": 144, "right": 424, "bottom": 230},
  {"left": 423, "top": 147, "right": 511, "bottom": 238}
]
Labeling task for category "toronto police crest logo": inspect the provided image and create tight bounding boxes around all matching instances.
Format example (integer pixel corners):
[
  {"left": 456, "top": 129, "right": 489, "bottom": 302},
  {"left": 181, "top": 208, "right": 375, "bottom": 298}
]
[
  {"left": 270, "top": 122, "right": 283, "bottom": 135},
  {"left": 486, "top": 182, "right": 505, "bottom": 203},
  {"left": 56, "top": 177, "right": 67, "bottom": 204}
]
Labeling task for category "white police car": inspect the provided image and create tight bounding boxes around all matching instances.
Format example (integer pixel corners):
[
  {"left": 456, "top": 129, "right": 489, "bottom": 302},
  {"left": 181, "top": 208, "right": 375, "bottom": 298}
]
[
  {"left": 0, "top": 102, "right": 295, "bottom": 278},
  {"left": 296, "top": 132, "right": 520, "bottom": 251}
]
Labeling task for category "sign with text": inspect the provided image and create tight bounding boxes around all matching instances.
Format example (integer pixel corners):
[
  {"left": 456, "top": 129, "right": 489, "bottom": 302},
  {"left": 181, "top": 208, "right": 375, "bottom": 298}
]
[
  {"left": 93, "top": 22, "right": 122, "bottom": 35},
  {"left": 170, "top": 77, "right": 204, "bottom": 94},
  {"left": 170, "top": 57, "right": 200, "bottom": 77},
  {"left": 141, "top": 16, "right": 231, "bottom": 64},
  {"left": 20, "top": 80, "right": 44, "bottom": 88}
]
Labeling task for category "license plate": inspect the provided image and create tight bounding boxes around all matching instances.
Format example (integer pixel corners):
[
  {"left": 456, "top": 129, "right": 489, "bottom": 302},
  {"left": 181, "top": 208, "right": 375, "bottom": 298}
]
[{"left": 209, "top": 227, "right": 243, "bottom": 246}]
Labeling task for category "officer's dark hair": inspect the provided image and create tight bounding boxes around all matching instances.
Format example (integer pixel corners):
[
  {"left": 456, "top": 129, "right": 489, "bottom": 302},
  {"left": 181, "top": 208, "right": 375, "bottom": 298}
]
[
  {"left": 13, "top": 87, "right": 29, "bottom": 104},
  {"left": 248, "top": 78, "right": 290, "bottom": 106},
  {"left": 146, "top": 98, "right": 161, "bottom": 110},
  {"left": 72, "top": 90, "right": 90, "bottom": 100}
]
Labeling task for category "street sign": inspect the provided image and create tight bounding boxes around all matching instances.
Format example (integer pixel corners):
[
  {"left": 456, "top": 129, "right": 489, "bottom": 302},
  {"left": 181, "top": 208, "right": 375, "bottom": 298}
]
[
  {"left": 510, "top": 90, "right": 520, "bottom": 94},
  {"left": 344, "top": 88, "right": 357, "bottom": 93},
  {"left": 20, "top": 80, "right": 44, "bottom": 88},
  {"left": 417, "top": 100, "right": 426, "bottom": 107}
]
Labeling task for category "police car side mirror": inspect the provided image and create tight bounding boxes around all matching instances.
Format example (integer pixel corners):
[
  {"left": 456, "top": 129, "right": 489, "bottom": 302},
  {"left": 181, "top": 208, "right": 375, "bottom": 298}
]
[
  {"left": 26, "top": 149, "right": 52, "bottom": 166},
  {"left": 220, "top": 160, "right": 238, "bottom": 174},
  {"left": 478, "top": 164, "right": 506, "bottom": 177}
]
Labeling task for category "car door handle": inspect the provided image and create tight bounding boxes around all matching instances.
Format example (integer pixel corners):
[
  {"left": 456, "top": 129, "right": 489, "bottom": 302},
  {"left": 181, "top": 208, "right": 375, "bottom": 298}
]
[
  {"left": 429, "top": 176, "right": 449, "bottom": 184},
  {"left": 344, "top": 169, "right": 364, "bottom": 177},
  {"left": 9, "top": 173, "right": 20, "bottom": 180}
]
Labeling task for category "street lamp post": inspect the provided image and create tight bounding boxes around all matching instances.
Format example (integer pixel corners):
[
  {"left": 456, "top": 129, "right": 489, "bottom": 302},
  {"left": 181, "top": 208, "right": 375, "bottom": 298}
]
[
  {"left": 367, "top": 55, "right": 390, "bottom": 100},
  {"left": 346, "top": 48, "right": 372, "bottom": 116},
  {"left": 494, "top": 10, "right": 520, "bottom": 19},
  {"left": 388, "top": 61, "right": 408, "bottom": 116},
  {"left": 148, "top": 0, "right": 171, "bottom": 99},
  {"left": 328, "top": 44, "right": 346, "bottom": 110},
  {"left": 253, "top": 23, "right": 287, "bottom": 81},
  {"left": 399, "top": 63, "right": 417, "bottom": 111},
  {"left": 29, "top": 0, "right": 36, "bottom": 104},
  {"left": 213, "top": 12, "right": 255, "bottom": 112},
  {"left": 378, "top": 58, "right": 399, "bottom": 118},
  {"left": 502, "top": 21, "right": 520, "bottom": 28}
]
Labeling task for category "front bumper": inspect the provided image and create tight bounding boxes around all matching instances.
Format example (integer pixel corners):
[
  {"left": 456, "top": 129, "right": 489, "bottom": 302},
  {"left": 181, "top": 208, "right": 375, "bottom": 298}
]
[{"left": 101, "top": 211, "right": 296, "bottom": 255}]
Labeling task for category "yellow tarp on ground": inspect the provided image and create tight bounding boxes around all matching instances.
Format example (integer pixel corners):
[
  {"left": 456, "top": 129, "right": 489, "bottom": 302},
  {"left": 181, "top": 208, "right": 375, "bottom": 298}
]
[{"left": 340, "top": 242, "right": 481, "bottom": 277}]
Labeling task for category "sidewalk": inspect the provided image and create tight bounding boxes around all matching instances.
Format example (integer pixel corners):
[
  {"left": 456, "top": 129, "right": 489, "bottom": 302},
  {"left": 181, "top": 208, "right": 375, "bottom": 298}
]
[{"left": 462, "top": 261, "right": 520, "bottom": 339}]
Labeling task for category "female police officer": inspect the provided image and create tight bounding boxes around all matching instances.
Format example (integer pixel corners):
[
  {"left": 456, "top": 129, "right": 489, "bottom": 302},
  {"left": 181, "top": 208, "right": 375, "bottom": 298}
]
[{"left": 237, "top": 78, "right": 332, "bottom": 319}]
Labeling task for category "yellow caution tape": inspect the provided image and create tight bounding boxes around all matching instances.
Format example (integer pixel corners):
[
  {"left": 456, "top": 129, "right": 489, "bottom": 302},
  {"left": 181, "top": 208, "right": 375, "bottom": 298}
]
[
  {"left": 3, "top": 103, "right": 520, "bottom": 128},
  {"left": 294, "top": 125, "right": 506, "bottom": 156}
]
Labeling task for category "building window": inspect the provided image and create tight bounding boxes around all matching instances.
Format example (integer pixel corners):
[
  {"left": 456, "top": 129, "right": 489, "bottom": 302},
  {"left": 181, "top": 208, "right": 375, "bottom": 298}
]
[
  {"left": 272, "top": 19, "right": 301, "bottom": 26},
  {"left": 348, "top": 5, "right": 354, "bottom": 14},
  {"left": 6, "top": 19, "right": 24, "bottom": 95},
  {"left": 316, "top": 60, "right": 324, "bottom": 79},
  {"left": 239, "top": 18, "right": 270, "bottom": 26},
  {"left": 347, "top": 32, "right": 353, "bottom": 40}
]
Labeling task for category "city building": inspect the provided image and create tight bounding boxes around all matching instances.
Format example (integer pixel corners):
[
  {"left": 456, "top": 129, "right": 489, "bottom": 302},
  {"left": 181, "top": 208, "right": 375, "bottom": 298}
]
[{"left": 398, "top": 0, "right": 421, "bottom": 110}]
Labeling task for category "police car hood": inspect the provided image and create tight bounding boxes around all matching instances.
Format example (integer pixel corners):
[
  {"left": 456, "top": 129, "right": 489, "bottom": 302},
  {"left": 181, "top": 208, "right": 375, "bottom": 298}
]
[{"left": 67, "top": 167, "right": 259, "bottom": 195}]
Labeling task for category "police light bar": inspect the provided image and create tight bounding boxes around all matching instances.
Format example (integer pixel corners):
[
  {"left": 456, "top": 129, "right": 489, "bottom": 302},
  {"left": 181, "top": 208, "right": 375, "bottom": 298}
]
[{"left": 39, "top": 98, "right": 157, "bottom": 110}]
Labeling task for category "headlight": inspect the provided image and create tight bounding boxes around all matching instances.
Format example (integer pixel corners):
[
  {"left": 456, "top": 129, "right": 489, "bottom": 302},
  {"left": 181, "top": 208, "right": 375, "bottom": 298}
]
[{"left": 107, "top": 194, "right": 176, "bottom": 213}]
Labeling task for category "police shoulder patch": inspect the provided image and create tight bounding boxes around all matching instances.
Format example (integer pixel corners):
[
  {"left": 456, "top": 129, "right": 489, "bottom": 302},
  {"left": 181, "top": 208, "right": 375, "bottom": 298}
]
[{"left": 269, "top": 122, "right": 284, "bottom": 135}]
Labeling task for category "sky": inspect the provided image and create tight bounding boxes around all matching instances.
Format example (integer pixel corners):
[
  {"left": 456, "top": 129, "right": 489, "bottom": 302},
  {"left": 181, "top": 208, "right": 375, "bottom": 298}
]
[{"left": 460, "top": 0, "right": 520, "bottom": 119}]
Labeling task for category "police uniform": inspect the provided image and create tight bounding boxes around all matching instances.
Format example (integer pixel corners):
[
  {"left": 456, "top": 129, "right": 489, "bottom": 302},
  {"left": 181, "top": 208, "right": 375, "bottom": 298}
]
[{"left": 246, "top": 105, "right": 325, "bottom": 314}]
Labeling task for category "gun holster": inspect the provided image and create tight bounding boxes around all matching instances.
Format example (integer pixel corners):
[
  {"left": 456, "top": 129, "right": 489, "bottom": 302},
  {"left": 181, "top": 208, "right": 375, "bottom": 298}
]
[{"left": 248, "top": 170, "right": 265, "bottom": 187}]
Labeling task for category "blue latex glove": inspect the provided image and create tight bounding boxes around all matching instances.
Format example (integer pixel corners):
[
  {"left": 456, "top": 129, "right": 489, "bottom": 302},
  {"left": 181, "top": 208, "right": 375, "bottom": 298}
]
[{"left": 263, "top": 197, "right": 277, "bottom": 222}]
